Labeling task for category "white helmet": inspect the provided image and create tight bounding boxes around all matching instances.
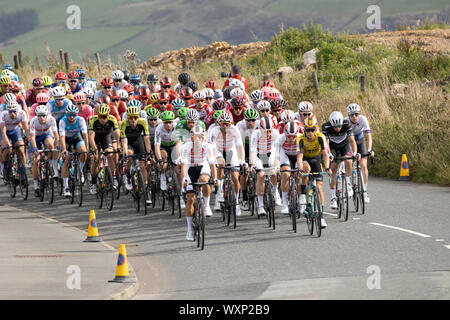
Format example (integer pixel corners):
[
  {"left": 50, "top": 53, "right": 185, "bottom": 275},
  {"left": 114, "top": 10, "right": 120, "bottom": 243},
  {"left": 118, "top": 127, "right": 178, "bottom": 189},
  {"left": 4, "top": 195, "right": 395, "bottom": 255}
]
[
  {"left": 118, "top": 89, "right": 129, "bottom": 99},
  {"left": 6, "top": 101, "right": 19, "bottom": 112},
  {"left": 230, "top": 88, "right": 244, "bottom": 99},
  {"left": 298, "top": 101, "right": 313, "bottom": 112},
  {"left": 4, "top": 93, "right": 16, "bottom": 104},
  {"left": 203, "top": 88, "right": 214, "bottom": 98},
  {"left": 329, "top": 111, "right": 344, "bottom": 127},
  {"left": 346, "top": 103, "right": 361, "bottom": 114},
  {"left": 229, "top": 78, "right": 242, "bottom": 88},
  {"left": 185, "top": 109, "right": 199, "bottom": 122},
  {"left": 1, "top": 69, "right": 15, "bottom": 78},
  {"left": 35, "top": 105, "right": 48, "bottom": 116},
  {"left": 250, "top": 90, "right": 264, "bottom": 101},
  {"left": 259, "top": 116, "right": 273, "bottom": 131},
  {"left": 112, "top": 70, "right": 124, "bottom": 81},
  {"left": 83, "top": 87, "right": 95, "bottom": 98},
  {"left": 281, "top": 110, "right": 296, "bottom": 122},
  {"left": 256, "top": 100, "right": 271, "bottom": 111},
  {"left": 217, "top": 111, "right": 233, "bottom": 124},
  {"left": 84, "top": 80, "right": 97, "bottom": 91},
  {"left": 51, "top": 86, "right": 66, "bottom": 98},
  {"left": 193, "top": 90, "right": 206, "bottom": 100}
]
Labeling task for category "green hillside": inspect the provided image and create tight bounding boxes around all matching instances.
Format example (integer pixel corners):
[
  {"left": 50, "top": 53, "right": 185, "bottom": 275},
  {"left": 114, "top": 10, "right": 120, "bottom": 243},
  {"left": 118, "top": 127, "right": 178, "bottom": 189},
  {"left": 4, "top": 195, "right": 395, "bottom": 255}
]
[{"left": 0, "top": 0, "right": 448, "bottom": 65}]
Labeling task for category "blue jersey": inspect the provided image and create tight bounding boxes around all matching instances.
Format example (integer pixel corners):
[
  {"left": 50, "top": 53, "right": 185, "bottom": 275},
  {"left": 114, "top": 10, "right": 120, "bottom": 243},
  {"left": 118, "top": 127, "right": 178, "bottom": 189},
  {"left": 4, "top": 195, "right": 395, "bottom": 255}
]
[
  {"left": 58, "top": 116, "right": 87, "bottom": 138},
  {"left": 47, "top": 99, "right": 73, "bottom": 123},
  {"left": 70, "top": 83, "right": 84, "bottom": 94}
]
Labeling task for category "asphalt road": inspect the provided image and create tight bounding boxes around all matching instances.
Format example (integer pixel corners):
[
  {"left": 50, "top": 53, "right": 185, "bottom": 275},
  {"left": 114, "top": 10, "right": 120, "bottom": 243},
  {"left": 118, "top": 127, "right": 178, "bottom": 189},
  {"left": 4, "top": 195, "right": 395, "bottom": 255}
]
[{"left": 1, "top": 175, "right": 449, "bottom": 300}]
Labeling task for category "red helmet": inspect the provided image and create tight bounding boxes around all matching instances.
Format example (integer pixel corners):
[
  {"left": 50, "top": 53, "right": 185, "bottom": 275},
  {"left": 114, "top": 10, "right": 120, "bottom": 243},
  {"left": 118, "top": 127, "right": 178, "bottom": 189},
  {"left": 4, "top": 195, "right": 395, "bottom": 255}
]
[
  {"left": 261, "top": 80, "right": 275, "bottom": 88},
  {"left": 159, "top": 76, "right": 172, "bottom": 87},
  {"left": 98, "top": 95, "right": 111, "bottom": 105},
  {"left": 205, "top": 80, "right": 217, "bottom": 90},
  {"left": 271, "top": 98, "right": 286, "bottom": 110},
  {"left": 55, "top": 72, "right": 67, "bottom": 81},
  {"left": 101, "top": 77, "right": 113, "bottom": 87},
  {"left": 231, "top": 97, "right": 245, "bottom": 108},
  {"left": 138, "top": 86, "right": 151, "bottom": 98},
  {"left": 36, "top": 92, "right": 50, "bottom": 104},
  {"left": 123, "top": 83, "right": 134, "bottom": 94},
  {"left": 158, "top": 91, "right": 170, "bottom": 102},
  {"left": 259, "top": 116, "right": 273, "bottom": 131},
  {"left": 180, "top": 87, "right": 193, "bottom": 99},
  {"left": 212, "top": 99, "right": 226, "bottom": 110},
  {"left": 268, "top": 89, "right": 280, "bottom": 101},
  {"left": 73, "top": 92, "right": 86, "bottom": 103},
  {"left": 8, "top": 80, "right": 21, "bottom": 91},
  {"left": 67, "top": 71, "right": 79, "bottom": 79},
  {"left": 32, "top": 77, "right": 44, "bottom": 88},
  {"left": 111, "top": 87, "right": 120, "bottom": 99}
]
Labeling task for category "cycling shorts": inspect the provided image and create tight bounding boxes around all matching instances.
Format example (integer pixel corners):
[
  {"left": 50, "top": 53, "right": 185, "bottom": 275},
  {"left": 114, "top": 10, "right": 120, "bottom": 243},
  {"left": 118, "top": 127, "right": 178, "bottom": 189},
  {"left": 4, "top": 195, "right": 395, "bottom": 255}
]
[
  {"left": 0, "top": 128, "right": 23, "bottom": 146},
  {"left": 303, "top": 155, "right": 323, "bottom": 181}
]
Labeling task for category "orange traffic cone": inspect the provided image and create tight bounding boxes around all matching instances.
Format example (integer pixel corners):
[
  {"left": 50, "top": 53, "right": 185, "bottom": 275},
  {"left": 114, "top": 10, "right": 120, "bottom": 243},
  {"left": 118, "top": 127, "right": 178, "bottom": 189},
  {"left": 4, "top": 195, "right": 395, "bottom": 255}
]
[
  {"left": 398, "top": 154, "right": 410, "bottom": 181},
  {"left": 109, "top": 244, "right": 135, "bottom": 283},
  {"left": 84, "top": 210, "right": 101, "bottom": 242}
]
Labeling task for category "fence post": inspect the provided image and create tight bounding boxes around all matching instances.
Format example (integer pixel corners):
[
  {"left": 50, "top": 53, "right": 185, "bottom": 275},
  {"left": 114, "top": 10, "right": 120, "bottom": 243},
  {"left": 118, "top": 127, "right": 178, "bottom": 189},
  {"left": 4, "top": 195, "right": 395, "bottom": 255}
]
[
  {"left": 360, "top": 75, "right": 366, "bottom": 92},
  {"left": 312, "top": 71, "right": 320, "bottom": 98},
  {"left": 95, "top": 52, "right": 102, "bottom": 75},
  {"left": 13, "top": 55, "right": 19, "bottom": 70},
  {"left": 18, "top": 51, "right": 23, "bottom": 68},
  {"left": 181, "top": 54, "right": 187, "bottom": 71},
  {"left": 59, "top": 49, "right": 64, "bottom": 67},
  {"left": 64, "top": 52, "right": 70, "bottom": 72}
]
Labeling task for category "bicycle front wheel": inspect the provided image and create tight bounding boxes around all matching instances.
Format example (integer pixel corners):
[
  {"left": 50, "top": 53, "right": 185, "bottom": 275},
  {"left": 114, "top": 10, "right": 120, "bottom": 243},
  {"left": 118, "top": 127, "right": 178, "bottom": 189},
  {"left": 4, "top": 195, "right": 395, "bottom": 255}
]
[
  {"left": 104, "top": 167, "right": 114, "bottom": 211},
  {"left": 358, "top": 171, "right": 366, "bottom": 215},
  {"left": 342, "top": 175, "right": 349, "bottom": 221},
  {"left": 289, "top": 178, "right": 297, "bottom": 233},
  {"left": 137, "top": 170, "right": 147, "bottom": 215},
  {"left": 314, "top": 190, "right": 322, "bottom": 237}
]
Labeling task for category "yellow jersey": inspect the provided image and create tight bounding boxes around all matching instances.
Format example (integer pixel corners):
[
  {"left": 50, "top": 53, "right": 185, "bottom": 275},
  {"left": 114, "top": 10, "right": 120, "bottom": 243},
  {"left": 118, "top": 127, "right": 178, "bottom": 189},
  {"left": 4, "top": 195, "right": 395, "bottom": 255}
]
[{"left": 297, "top": 131, "right": 326, "bottom": 158}]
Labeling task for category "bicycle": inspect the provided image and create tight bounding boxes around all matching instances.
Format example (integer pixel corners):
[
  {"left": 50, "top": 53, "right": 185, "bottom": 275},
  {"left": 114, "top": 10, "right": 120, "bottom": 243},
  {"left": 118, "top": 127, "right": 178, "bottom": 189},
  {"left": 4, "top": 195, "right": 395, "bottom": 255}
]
[
  {"left": 127, "top": 153, "right": 151, "bottom": 215},
  {"left": 94, "top": 150, "right": 115, "bottom": 211},
  {"left": 280, "top": 168, "right": 299, "bottom": 233},
  {"left": 4, "top": 144, "right": 28, "bottom": 200},
  {"left": 300, "top": 172, "right": 328, "bottom": 237},
  {"left": 333, "top": 156, "right": 353, "bottom": 222},
  {"left": 37, "top": 148, "right": 58, "bottom": 204},
  {"left": 351, "top": 153, "right": 373, "bottom": 215},
  {"left": 147, "top": 156, "right": 161, "bottom": 209},
  {"left": 220, "top": 165, "right": 240, "bottom": 229},
  {"left": 67, "top": 150, "right": 85, "bottom": 207},
  {"left": 245, "top": 166, "right": 257, "bottom": 217},
  {"left": 188, "top": 181, "right": 214, "bottom": 250},
  {"left": 160, "top": 160, "right": 182, "bottom": 218},
  {"left": 257, "top": 166, "right": 278, "bottom": 230}
]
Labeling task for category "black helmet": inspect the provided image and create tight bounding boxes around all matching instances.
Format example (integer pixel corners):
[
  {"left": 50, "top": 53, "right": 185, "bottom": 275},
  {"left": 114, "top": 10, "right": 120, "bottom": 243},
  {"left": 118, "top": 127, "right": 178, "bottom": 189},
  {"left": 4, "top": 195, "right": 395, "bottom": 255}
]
[
  {"left": 223, "top": 87, "right": 232, "bottom": 100},
  {"left": 178, "top": 72, "right": 190, "bottom": 85},
  {"left": 147, "top": 73, "right": 158, "bottom": 83},
  {"left": 186, "top": 81, "right": 198, "bottom": 92},
  {"left": 122, "top": 70, "right": 130, "bottom": 81}
]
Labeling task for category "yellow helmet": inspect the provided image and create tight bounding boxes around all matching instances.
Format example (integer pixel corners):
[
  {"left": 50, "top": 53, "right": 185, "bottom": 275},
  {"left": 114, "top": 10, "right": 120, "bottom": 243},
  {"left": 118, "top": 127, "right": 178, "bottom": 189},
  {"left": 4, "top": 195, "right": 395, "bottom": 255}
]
[
  {"left": 97, "top": 103, "right": 110, "bottom": 116},
  {"left": 0, "top": 75, "right": 11, "bottom": 85},
  {"left": 304, "top": 116, "right": 318, "bottom": 130},
  {"left": 127, "top": 105, "right": 140, "bottom": 117},
  {"left": 41, "top": 76, "right": 53, "bottom": 87},
  {"left": 150, "top": 92, "right": 159, "bottom": 104}
]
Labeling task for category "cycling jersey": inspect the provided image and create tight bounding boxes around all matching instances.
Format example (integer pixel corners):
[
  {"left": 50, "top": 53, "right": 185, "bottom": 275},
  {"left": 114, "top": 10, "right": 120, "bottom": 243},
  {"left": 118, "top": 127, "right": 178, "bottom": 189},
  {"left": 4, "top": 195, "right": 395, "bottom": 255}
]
[
  {"left": 78, "top": 105, "right": 93, "bottom": 123},
  {"left": 69, "top": 82, "right": 84, "bottom": 94},
  {"left": 154, "top": 122, "right": 176, "bottom": 147},
  {"left": 209, "top": 124, "right": 243, "bottom": 166},
  {"left": 175, "top": 119, "right": 206, "bottom": 142},
  {"left": 345, "top": 115, "right": 370, "bottom": 142},
  {"left": 88, "top": 115, "right": 119, "bottom": 135},
  {"left": 250, "top": 129, "right": 279, "bottom": 169},
  {"left": 321, "top": 120, "right": 353, "bottom": 148},
  {"left": 59, "top": 116, "right": 87, "bottom": 138},
  {"left": 298, "top": 131, "right": 326, "bottom": 158},
  {"left": 29, "top": 116, "right": 57, "bottom": 137},
  {"left": 226, "top": 106, "right": 247, "bottom": 124},
  {"left": 278, "top": 133, "right": 300, "bottom": 168},
  {"left": 189, "top": 104, "right": 213, "bottom": 122},
  {"left": 26, "top": 88, "right": 49, "bottom": 106},
  {"left": 147, "top": 119, "right": 162, "bottom": 144},
  {"left": 120, "top": 118, "right": 149, "bottom": 141},
  {"left": 47, "top": 99, "right": 73, "bottom": 123},
  {"left": 0, "top": 109, "right": 28, "bottom": 131},
  {"left": 180, "top": 141, "right": 215, "bottom": 167}
]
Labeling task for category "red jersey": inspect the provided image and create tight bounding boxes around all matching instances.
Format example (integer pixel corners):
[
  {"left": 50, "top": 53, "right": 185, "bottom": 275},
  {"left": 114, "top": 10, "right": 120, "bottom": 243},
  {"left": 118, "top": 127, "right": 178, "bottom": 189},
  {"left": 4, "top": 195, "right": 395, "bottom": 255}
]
[
  {"left": 226, "top": 105, "right": 248, "bottom": 125},
  {"left": 189, "top": 104, "right": 213, "bottom": 122},
  {"left": 276, "top": 120, "right": 304, "bottom": 135},
  {"left": 116, "top": 101, "right": 127, "bottom": 117},
  {"left": 26, "top": 88, "right": 48, "bottom": 106},
  {"left": 157, "top": 89, "right": 179, "bottom": 103}
]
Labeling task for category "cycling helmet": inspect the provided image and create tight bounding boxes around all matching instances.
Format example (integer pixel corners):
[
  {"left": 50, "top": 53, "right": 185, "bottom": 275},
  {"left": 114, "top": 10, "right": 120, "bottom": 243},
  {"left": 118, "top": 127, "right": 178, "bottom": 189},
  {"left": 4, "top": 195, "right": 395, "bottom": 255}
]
[
  {"left": 128, "top": 100, "right": 142, "bottom": 109},
  {"left": 213, "top": 109, "right": 225, "bottom": 121},
  {"left": 329, "top": 111, "right": 343, "bottom": 127},
  {"left": 112, "top": 70, "right": 124, "bottom": 81},
  {"left": 65, "top": 104, "right": 79, "bottom": 114},
  {"left": 4, "top": 93, "right": 16, "bottom": 104},
  {"left": 97, "top": 103, "right": 110, "bottom": 116},
  {"left": 304, "top": 116, "right": 318, "bottom": 129},
  {"left": 0, "top": 75, "right": 11, "bottom": 85},
  {"left": 261, "top": 79, "right": 275, "bottom": 88},
  {"left": 230, "top": 88, "right": 244, "bottom": 99},
  {"left": 36, "top": 92, "right": 50, "bottom": 104},
  {"left": 229, "top": 78, "right": 242, "bottom": 88},
  {"left": 231, "top": 97, "right": 245, "bottom": 108},
  {"left": 244, "top": 108, "right": 258, "bottom": 120},
  {"left": 32, "top": 77, "right": 44, "bottom": 88},
  {"left": 101, "top": 77, "right": 113, "bottom": 87},
  {"left": 171, "top": 98, "right": 185, "bottom": 110},
  {"left": 111, "top": 87, "right": 120, "bottom": 100},
  {"left": 123, "top": 83, "right": 134, "bottom": 94},
  {"left": 259, "top": 116, "right": 273, "bottom": 131},
  {"left": 98, "top": 95, "right": 111, "bottom": 105},
  {"left": 205, "top": 80, "right": 217, "bottom": 90},
  {"left": 83, "top": 87, "right": 95, "bottom": 98},
  {"left": 158, "top": 91, "right": 170, "bottom": 102},
  {"left": 213, "top": 90, "right": 223, "bottom": 101},
  {"left": 76, "top": 68, "right": 86, "bottom": 79},
  {"left": 222, "top": 87, "right": 232, "bottom": 100},
  {"left": 2, "top": 64, "right": 13, "bottom": 71},
  {"left": 193, "top": 90, "right": 206, "bottom": 100},
  {"left": 35, "top": 105, "right": 49, "bottom": 116},
  {"left": 73, "top": 92, "right": 86, "bottom": 103},
  {"left": 118, "top": 89, "right": 129, "bottom": 99},
  {"left": 6, "top": 101, "right": 20, "bottom": 112},
  {"left": 41, "top": 76, "right": 53, "bottom": 87},
  {"left": 217, "top": 112, "right": 233, "bottom": 124},
  {"left": 160, "top": 110, "right": 175, "bottom": 122},
  {"left": 275, "top": 98, "right": 287, "bottom": 110},
  {"left": 160, "top": 76, "right": 172, "bottom": 87},
  {"left": 8, "top": 81, "right": 21, "bottom": 91},
  {"left": 122, "top": 70, "right": 130, "bottom": 81},
  {"left": 212, "top": 99, "right": 226, "bottom": 110},
  {"left": 256, "top": 100, "right": 271, "bottom": 111},
  {"left": 138, "top": 86, "right": 151, "bottom": 98},
  {"left": 185, "top": 109, "right": 199, "bottom": 122},
  {"left": 284, "top": 121, "right": 299, "bottom": 136},
  {"left": 150, "top": 92, "right": 159, "bottom": 104},
  {"left": 203, "top": 88, "right": 214, "bottom": 98},
  {"left": 146, "top": 107, "right": 160, "bottom": 119},
  {"left": 55, "top": 72, "right": 67, "bottom": 81},
  {"left": 186, "top": 81, "right": 198, "bottom": 92},
  {"left": 281, "top": 110, "right": 296, "bottom": 122},
  {"left": 84, "top": 80, "right": 97, "bottom": 91},
  {"left": 177, "top": 72, "right": 190, "bottom": 85},
  {"left": 181, "top": 87, "right": 194, "bottom": 99},
  {"left": 298, "top": 101, "right": 313, "bottom": 112},
  {"left": 346, "top": 103, "right": 361, "bottom": 114},
  {"left": 250, "top": 90, "right": 264, "bottom": 101},
  {"left": 67, "top": 71, "right": 79, "bottom": 79},
  {"left": 177, "top": 107, "right": 188, "bottom": 119},
  {"left": 51, "top": 86, "right": 66, "bottom": 98},
  {"left": 268, "top": 89, "right": 280, "bottom": 101},
  {"left": 129, "top": 74, "right": 141, "bottom": 85},
  {"left": 147, "top": 73, "right": 158, "bottom": 83},
  {"left": 127, "top": 105, "right": 140, "bottom": 117}
]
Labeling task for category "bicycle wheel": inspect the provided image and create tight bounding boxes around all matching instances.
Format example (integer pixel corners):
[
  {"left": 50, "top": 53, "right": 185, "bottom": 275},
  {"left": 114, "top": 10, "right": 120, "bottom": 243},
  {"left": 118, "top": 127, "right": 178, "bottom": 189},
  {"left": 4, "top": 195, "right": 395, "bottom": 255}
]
[
  {"left": 104, "top": 166, "right": 114, "bottom": 211},
  {"left": 137, "top": 170, "right": 148, "bottom": 215},
  {"left": 306, "top": 205, "right": 314, "bottom": 235},
  {"left": 314, "top": 189, "right": 322, "bottom": 238},
  {"left": 342, "top": 175, "right": 349, "bottom": 222},
  {"left": 195, "top": 198, "right": 205, "bottom": 250},
  {"left": 47, "top": 163, "right": 54, "bottom": 205},
  {"left": 270, "top": 191, "right": 276, "bottom": 230},
  {"left": 39, "top": 162, "right": 45, "bottom": 202},
  {"left": 18, "top": 159, "right": 28, "bottom": 201},
  {"left": 352, "top": 172, "right": 359, "bottom": 212},
  {"left": 7, "top": 163, "right": 16, "bottom": 198},
  {"left": 337, "top": 176, "right": 343, "bottom": 219},
  {"left": 289, "top": 178, "right": 297, "bottom": 233},
  {"left": 74, "top": 164, "right": 83, "bottom": 207},
  {"left": 264, "top": 184, "right": 273, "bottom": 228},
  {"left": 358, "top": 170, "right": 365, "bottom": 215},
  {"left": 115, "top": 161, "right": 121, "bottom": 200},
  {"left": 96, "top": 170, "right": 104, "bottom": 209}
]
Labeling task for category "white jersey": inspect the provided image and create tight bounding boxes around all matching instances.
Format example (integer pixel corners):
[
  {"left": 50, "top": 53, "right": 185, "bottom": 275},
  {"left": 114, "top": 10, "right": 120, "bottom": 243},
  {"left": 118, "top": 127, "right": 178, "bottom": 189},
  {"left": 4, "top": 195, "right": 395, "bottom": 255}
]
[
  {"left": 29, "top": 116, "right": 58, "bottom": 137},
  {"left": 250, "top": 129, "right": 280, "bottom": 155},
  {"left": 206, "top": 122, "right": 218, "bottom": 142},
  {"left": 154, "top": 123, "right": 176, "bottom": 147},
  {"left": 208, "top": 124, "right": 243, "bottom": 153},
  {"left": 235, "top": 119, "right": 259, "bottom": 145},
  {"left": 345, "top": 115, "right": 371, "bottom": 141},
  {"left": 180, "top": 141, "right": 215, "bottom": 167},
  {"left": 0, "top": 110, "right": 27, "bottom": 131}
]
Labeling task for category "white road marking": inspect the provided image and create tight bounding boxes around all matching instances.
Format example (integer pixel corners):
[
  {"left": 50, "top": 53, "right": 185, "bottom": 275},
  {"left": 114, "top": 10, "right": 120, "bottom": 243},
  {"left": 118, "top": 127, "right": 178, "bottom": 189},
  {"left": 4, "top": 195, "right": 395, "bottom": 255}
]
[
  {"left": 353, "top": 218, "right": 361, "bottom": 220},
  {"left": 445, "top": 245, "right": 450, "bottom": 250},
  {"left": 435, "top": 239, "right": 445, "bottom": 242},
  {"left": 369, "top": 222, "right": 431, "bottom": 238},
  {"left": 323, "top": 211, "right": 338, "bottom": 217}
]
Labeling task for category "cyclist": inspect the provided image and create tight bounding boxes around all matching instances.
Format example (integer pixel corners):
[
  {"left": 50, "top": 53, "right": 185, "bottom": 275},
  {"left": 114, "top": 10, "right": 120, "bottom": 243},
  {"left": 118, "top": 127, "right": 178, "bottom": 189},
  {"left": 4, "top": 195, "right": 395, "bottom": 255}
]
[
  {"left": 73, "top": 92, "right": 93, "bottom": 123},
  {"left": 295, "top": 101, "right": 318, "bottom": 125},
  {"left": 121, "top": 100, "right": 146, "bottom": 121},
  {"left": 208, "top": 112, "right": 245, "bottom": 215},
  {"left": 26, "top": 77, "right": 47, "bottom": 106},
  {"left": 322, "top": 111, "right": 359, "bottom": 210},
  {"left": 0, "top": 102, "right": 29, "bottom": 183},
  {"left": 94, "top": 77, "right": 113, "bottom": 102},
  {"left": 156, "top": 91, "right": 173, "bottom": 112},
  {"left": 174, "top": 72, "right": 190, "bottom": 95},
  {"left": 120, "top": 105, "right": 151, "bottom": 192},
  {"left": 154, "top": 110, "right": 177, "bottom": 191},
  {"left": 256, "top": 100, "right": 277, "bottom": 125},
  {"left": 51, "top": 72, "right": 68, "bottom": 88},
  {"left": 67, "top": 71, "right": 83, "bottom": 94},
  {"left": 82, "top": 87, "right": 96, "bottom": 108},
  {"left": 95, "top": 95, "right": 121, "bottom": 123},
  {"left": 76, "top": 68, "right": 86, "bottom": 86},
  {"left": 206, "top": 109, "right": 225, "bottom": 143},
  {"left": 123, "top": 84, "right": 135, "bottom": 102},
  {"left": 247, "top": 90, "right": 264, "bottom": 109},
  {"left": 222, "top": 65, "right": 249, "bottom": 92},
  {"left": 250, "top": 116, "right": 281, "bottom": 216},
  {"left": 297, "top": 117, "right": 331, "bottom": 227},
  {"left": 181, "top": 124, "right": 217, "bottom": 240},
  {"left": 171, "top": 98, "right": 185, "bottom": 125},
  {"left": 270, "top": 98, "right": 286, "bottom": 124},
  {"left": 276, "top": 109, "right": 302, "bottom": 135},
  {"left": 29, "top": 105, "right": 59, "bottom": 197},
  {"left": 204, "top": 99, "right": 226, "bottom": 129},
  {"left": 177, "top": 107, "right": 188, "bottom": 122},
  {"left": 47, "top": 86, "right": 74, "bottom": 129},
  {"left": 0, "top": 74, "right": 11, "bottom": 95},
  {"left": 59, "top": 104, "right": 89, "bottom": 197},
  {"left": 190, "top": 90, "right": 213, "bottom": 122},
  {"left": 345, "top": 103, "right": 373, "bottom": 203},
  {"left": 129, "top": 74, "right": 142, "bottom": 97},
  {"left": 226, "top": 97, "right": 247, "bottom": 124},
  {"left": 203, "top": 87, "right": 215, "bottom": 106},
  {"left": 138, "top": 86, "right": 151, "bottom": 107},
  {"left": 158, "top": 76, "right": 178, "bottom": 102},
  {"left": 115, "top": 89, "right": 128, "bottom": 117},
  {"left": 88, "top": 104, "right": 120, "bottom": 194},
  {"left": 180, "top": 87, "right": 194, "bottom": 107},
  {"left": 112, "top": 70, "right": 128, "bottom": 90},
  {"left": 146, "top": 74, "right": 160, "bottom": 93},
  {"left": 236, "top": 108, "right": 259, "bottom": 211},
  {"left": 41, "top": 76, "right": 53, "bottom": 90},
  {"left": 29, "top": 92, "right": 50, "bottom": 119},
  {"left": 8, "top": 81, "right": 28, "bottom": 118},
  {"left": 145, "top": 107, "right": 161, "bottom": 151}
]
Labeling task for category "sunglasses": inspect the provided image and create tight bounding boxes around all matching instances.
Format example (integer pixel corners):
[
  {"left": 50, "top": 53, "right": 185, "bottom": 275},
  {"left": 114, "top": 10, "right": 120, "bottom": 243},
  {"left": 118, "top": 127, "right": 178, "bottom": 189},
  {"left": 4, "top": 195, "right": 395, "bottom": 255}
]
[
  {"left": 260, "top": 109, "right": 270, "bottom": 112},
  {"left": 159, "top": 101, "right": 168, "bottom": 104},
  {"left": 162, "top": 86, "right": 171, "bottom": 89},
  {"left": 67, "top": 113, "right": 77, "bottom": 118},
  {"left": 246, "top": 119, "right": 256, "bottom": 122},
  {"left": 148, "top": 81, "right": 157, "bottom": 84},
  {"left": 163, "top": 121, "right": 173, "bottom": 124},
  {"left": 302, "top": 113, "right": 312, "bottom": 116},
  {"left": 103, "top": 86, "right": 111, "bottom": 89},
  {"left": 272, "top": 109, "right": 281, "bottom": 112},
  {"left": 69, "top": 80, "right": 78, "bottom": 83},
  {"left": 8, "top": 110, "right": 17, "bottom": 114},
  {"left": 76, "top": 102, "right": 85, "bottom": 105},
  {"left": 196, "top": 99, "right": 205, "bottom": 102},
  {"left": 35, "top": 87, "right": 44, "bottom": 90},
  {"left": 205, "top": 97, "right": 213, "bottom": 100},
  {"left": 233, "top": 107, "right": 243, "bottom": 110},
  {"left": 38, "top": 114, "right": 47, "bottom": 118},
  {"left": 286, "top": 134, "right": 297, "bottom": 138},
  {"left": 349, "top": 113, "right": 359, "bottom": 117},
  {"left": 128, "top": 116, "right": 138, "bottom": 120},
  {"left": 305, "top": 128, "right": 315, "bottom": 133},
  {"left": 114, "top": 79, "right": 122, "bottom": 82},
  {"left": 55, "top": 98, "right": 65, "bottom": 102},
  {"left": 111, "top": 99, "right": 119, "bottom": 102},
  {"left": 99, "top": 115, "right": 108, "bottom": 119},
  {"left": 149, "top": 118, "right": 158, "bottom": 121}
]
